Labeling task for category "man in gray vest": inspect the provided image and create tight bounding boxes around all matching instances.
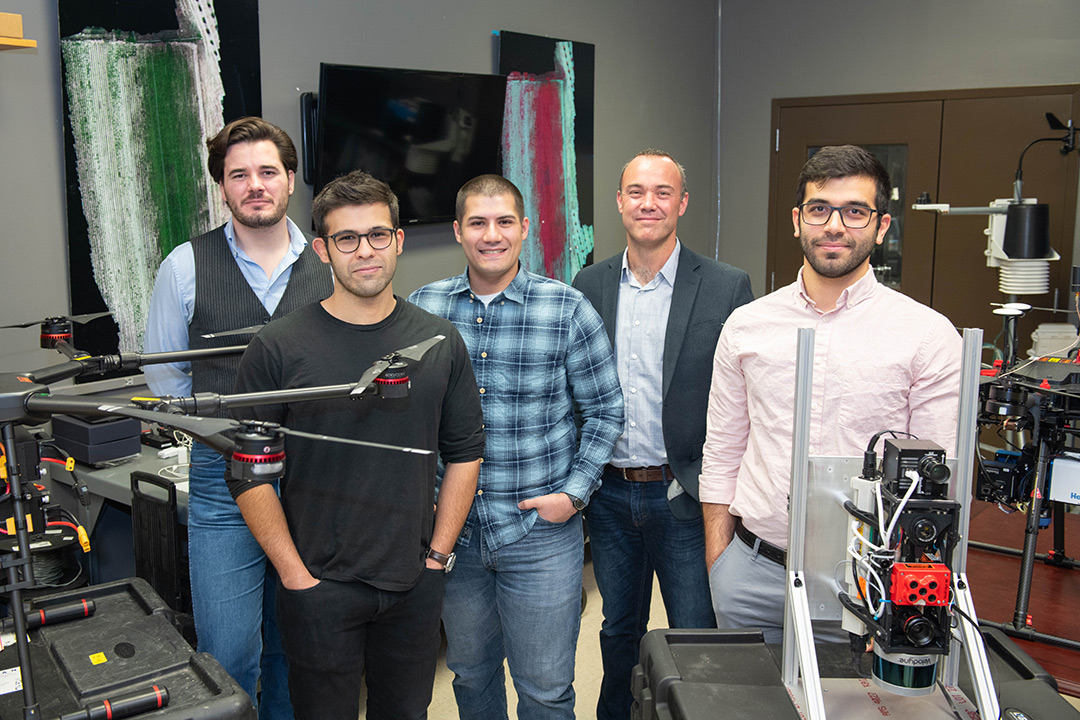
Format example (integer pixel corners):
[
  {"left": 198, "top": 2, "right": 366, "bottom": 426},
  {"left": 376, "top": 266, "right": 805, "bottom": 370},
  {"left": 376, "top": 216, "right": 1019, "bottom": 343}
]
[{"left": 143, "top": 116, "right": 332, "bottom": 720}]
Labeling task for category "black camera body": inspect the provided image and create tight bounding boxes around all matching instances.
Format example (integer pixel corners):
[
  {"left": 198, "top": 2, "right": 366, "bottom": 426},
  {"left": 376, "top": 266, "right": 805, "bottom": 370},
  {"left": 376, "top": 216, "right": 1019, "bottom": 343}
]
[{"left": 875, "top": 439, "right": 959, "bottom": 657}]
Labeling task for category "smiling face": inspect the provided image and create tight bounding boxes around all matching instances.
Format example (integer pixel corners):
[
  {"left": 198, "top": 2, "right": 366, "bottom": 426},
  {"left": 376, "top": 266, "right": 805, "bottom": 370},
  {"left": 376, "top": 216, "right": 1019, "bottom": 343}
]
[
  {"left": 617, "top": 155, "right": 688, "bottom": 252},
  {"left": 219, "top": 140, "right": 295, "bottom": 230},
  {"left": 314, "top": 203, "right": 403, "bottom": 303},
  {"left": 454, "top": 192, "right": 528, "bottom": 295},
  {"left": 792, "top": 175, "right": 890, "bottom": 284}
]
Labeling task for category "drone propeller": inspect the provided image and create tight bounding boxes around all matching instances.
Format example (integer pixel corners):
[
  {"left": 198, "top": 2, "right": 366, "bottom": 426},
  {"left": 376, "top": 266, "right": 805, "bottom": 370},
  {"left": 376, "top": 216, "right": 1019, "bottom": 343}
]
[
  {"left": 200, "top": 324, "right": 265, "bottom": 339},
  {"left": 274, "top": 426, "right": 431, "bottom": 454},
  {"left": 93, "top": 403, "right": 431, "bottom": 457},
  {"left": 352, "top": 335, "right": 446, "bottom": 396},
  {"left": 95, "top": 403, "right": 239, "bottom": 452},
  {"left": 0, "top": 312, "right": 113, "bottom": 329}
]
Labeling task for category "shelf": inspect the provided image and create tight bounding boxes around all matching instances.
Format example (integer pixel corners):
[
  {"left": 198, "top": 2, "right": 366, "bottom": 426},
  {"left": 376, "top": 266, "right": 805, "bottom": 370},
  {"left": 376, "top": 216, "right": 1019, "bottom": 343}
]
[
  {"left": 0, "top": 36, "right": 36, "bottom": 50},
  {"left": 0, "top": 12, "right": 34, "bottom": 50}
]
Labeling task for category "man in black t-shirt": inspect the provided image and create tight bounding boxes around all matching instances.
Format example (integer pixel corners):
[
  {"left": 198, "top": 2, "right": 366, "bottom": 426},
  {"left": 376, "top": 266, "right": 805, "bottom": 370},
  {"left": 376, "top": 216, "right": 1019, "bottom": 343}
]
[{"left": 230, "top": 170, "right": 484, "bottom": 720}]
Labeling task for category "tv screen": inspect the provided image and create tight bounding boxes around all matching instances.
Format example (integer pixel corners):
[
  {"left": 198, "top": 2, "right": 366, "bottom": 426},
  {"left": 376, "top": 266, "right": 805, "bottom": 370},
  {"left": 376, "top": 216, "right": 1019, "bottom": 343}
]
[{"left": 314, "top": 63, "right": 508, "bottom": 225}]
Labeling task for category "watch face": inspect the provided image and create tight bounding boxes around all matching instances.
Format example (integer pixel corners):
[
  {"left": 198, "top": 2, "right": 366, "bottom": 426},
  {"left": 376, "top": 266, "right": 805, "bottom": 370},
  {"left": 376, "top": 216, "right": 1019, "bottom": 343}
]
[{"left": 444, "top": 552, "right": 456, "bottom": 573}]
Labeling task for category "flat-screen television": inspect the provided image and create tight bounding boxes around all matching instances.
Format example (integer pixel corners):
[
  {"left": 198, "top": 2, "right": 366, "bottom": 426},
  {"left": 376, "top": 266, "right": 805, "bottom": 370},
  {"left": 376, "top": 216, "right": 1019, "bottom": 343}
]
[{"left": 314, "top": 63, "right": 508, "bottom": 225}]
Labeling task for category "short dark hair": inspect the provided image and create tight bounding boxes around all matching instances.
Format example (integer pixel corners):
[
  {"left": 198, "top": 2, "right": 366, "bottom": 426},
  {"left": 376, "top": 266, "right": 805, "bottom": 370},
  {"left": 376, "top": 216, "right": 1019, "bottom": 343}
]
[
  {"left": 455, "top": 175, "right": 525, "bottom": 222},
  {"left": 206, "top": 117, "right": 298, "bottom": 184},
  {"left": 619, "top": 149, "right": 688, "bottom": 195},
  {"left": 312, "top": 170, "right": 400, "bottom": 237},
  {"left": 795, "top": 145, "right": 891, "bottom": 213}
]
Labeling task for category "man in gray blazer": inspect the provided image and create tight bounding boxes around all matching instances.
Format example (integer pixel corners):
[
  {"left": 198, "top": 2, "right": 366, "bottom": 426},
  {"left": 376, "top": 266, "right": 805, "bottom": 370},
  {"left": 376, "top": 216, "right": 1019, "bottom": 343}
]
[{"left": 573, "top": 149, "right": 753, "bottom": 720}]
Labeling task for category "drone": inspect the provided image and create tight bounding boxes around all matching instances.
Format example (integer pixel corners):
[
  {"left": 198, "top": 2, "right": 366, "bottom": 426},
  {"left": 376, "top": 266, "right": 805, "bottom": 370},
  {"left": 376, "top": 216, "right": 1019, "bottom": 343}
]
[
  {"left": 14, "top": 334, "right": 446, "bottom": 459},
  {"left": 0, "top": 332, "right": 444, "bottom": 712}
]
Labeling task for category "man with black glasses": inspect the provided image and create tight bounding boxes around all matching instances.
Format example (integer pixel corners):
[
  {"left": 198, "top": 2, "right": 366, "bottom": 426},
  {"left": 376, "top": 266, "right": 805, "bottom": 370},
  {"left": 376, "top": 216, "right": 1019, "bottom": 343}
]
[
  {"left": 231, "top": 170, "right": 484, "bottom": 719},
  {"left": 699, "top": 145, "right": 962, "bottom": 643}
]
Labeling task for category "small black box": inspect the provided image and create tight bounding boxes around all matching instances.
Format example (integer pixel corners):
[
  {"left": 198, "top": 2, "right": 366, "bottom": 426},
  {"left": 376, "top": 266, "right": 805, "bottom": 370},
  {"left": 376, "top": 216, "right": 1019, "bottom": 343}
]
[{"left": 52, "top": 414, "right": 141, "bottom": 465}]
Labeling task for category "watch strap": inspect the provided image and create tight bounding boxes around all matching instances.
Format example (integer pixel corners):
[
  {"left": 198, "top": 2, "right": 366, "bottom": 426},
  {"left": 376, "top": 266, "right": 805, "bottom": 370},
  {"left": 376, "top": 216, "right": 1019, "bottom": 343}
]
[{"left": 426, "top": 547, "right": 455, "bottom": 572}]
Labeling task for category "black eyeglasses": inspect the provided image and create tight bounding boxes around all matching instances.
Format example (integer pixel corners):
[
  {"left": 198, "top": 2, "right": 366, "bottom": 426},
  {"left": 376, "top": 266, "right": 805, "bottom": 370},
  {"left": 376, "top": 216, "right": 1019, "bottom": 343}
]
[
  {"left": 798, "top": 203, "right": 883, "bottom": 229},
  {"left": 327, "top": 227, "right": 397, "bottom": 253}
]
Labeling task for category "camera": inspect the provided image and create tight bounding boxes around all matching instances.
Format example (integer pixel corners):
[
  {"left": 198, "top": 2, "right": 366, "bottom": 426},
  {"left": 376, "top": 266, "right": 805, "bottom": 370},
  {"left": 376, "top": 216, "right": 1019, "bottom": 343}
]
[{"left": 841, "top": 438, "right": 960, "bottom": 696}]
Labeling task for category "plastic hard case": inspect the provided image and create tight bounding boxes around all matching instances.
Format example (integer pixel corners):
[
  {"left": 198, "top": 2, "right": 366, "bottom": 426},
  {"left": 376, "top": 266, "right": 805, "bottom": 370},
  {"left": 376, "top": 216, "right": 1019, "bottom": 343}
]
[
  {"left": 632, "top": 627, "right": 1078, "bottom": 720},
  {"left": 0, "top": 577, "right": 253, "bottom": 718}
]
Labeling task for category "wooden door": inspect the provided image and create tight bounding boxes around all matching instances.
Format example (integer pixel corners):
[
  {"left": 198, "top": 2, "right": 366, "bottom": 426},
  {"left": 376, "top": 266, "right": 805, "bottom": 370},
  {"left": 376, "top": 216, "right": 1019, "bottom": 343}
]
[
  {"left": 767, "top": 99, "right": 943, "bottom": 303},
  {"left": 767, "top": 86, "right": 1080, "bottom": 354}
]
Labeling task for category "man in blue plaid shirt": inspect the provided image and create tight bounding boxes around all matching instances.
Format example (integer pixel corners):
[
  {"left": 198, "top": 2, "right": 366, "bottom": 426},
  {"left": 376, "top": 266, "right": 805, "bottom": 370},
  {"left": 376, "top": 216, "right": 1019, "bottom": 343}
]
[{"left": 409, "top": 174, "right": 623, "bottom": 719}]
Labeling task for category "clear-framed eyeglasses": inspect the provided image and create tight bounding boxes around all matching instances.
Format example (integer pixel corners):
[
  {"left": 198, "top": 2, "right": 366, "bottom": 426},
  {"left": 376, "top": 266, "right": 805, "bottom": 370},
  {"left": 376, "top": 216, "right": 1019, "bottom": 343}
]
[
  {"left": 798, "top": 203, "right": 883, "bottom": 229},
  {"left": 327, "top": 227, "right": 397, "bottom": 252}
]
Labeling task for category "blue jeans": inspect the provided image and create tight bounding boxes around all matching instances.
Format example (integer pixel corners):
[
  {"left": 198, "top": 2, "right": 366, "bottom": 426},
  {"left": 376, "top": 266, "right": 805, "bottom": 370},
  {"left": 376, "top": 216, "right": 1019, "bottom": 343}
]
[
  {"left": 585, "top": 467, "right": 716, "bottom": 720},
  {"left": 187, "top": 443, "right": 292, "bottom": 719},
  {"left": 277, "top": 572, "right": 446, "bottom": 720},
  {"left": 442, "top": 514, "right": 584, "bottom": 720}
]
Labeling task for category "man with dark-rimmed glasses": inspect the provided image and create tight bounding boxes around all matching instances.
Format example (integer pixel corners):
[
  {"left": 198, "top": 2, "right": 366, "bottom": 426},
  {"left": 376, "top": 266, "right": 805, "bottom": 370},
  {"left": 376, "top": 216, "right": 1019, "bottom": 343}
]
[
  {"left": 230, "top": 169, "right": 484, "bottom": 719},
  {"left": 698, "top": 145, "right": 962, "bottom": 643}
]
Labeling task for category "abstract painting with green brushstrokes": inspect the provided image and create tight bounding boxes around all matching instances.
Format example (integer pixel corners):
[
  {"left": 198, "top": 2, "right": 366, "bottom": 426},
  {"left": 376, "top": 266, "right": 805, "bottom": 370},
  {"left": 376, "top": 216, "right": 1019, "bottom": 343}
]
[{"left": 59, "top": 0, "right": 261, "bottom": 358}]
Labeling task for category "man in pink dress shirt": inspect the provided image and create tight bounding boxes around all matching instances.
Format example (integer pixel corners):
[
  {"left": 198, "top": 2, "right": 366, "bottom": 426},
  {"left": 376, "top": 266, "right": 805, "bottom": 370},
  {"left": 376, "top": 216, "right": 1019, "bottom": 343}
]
[{"left": 698, "top": 145, "right": 962, "bottom": 643}]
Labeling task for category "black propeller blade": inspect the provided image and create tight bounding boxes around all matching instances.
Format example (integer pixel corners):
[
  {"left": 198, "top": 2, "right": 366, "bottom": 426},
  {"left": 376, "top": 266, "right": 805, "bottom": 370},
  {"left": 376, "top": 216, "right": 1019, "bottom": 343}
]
[
  {"left": 395, "top": 335, "right": 446, "bottom": 362},
  {"left": 200, "top": 324, "right": 265, "bottom": 339},
  {"left": 95, "top": 404, "right": 431, "bottom": 456},
  {"left": 1, "top": 312, "right": 113, "bottom": 329},
  {"left": 351, "top": 335, "right": 445, "bottom": 396},
  {"left": 277, "top": 426, "right": 431, "bottom": 455}
]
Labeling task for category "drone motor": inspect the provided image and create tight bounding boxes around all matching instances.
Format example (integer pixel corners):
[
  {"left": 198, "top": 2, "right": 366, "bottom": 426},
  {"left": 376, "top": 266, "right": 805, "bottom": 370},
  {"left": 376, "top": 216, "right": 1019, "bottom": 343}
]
[
  {"left": 372, "top": 360, "right": 410, "bottom": 399},
  {"left": 39, "top": 318, "right": 73, "bottom": 350},
  {"left": 230, "top": 424, "right": 286, "bottom": 484}
]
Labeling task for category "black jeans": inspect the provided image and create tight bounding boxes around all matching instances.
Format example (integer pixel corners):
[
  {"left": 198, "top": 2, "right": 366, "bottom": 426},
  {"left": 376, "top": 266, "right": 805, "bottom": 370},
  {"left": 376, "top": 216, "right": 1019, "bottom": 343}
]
[{"left": 277, "top": 570, "right": 446, "bottom": 720}]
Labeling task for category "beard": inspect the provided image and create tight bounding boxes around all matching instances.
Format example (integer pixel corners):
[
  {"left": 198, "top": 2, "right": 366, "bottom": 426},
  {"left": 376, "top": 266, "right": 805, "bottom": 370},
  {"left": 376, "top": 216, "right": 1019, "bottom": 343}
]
[
  {"left": 329, "top": 255, "right": 396, "bottom": 300},
  {"left": 800, "top": 229, "right": 877, "bottom": 279},
  {"left": 226, "top": 193, "right": 289, "bottom": 229}
]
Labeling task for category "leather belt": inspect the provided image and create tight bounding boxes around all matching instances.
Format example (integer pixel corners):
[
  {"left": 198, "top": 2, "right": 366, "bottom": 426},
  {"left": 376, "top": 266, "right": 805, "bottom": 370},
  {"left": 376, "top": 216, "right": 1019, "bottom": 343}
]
[
  {"left": 606, "top": 464, "right": 671, "bottom": 483},
  {"left": 735, "top": 519, "right": 786, "bottom": 566}
]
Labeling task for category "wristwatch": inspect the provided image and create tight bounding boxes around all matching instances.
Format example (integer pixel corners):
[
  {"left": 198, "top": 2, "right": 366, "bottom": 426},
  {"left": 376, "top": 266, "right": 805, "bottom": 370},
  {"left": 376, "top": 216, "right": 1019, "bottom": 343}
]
[
  {"left": 565, "top": 493, "right": 586, "bottom": 511},
  {"left": 426, "top": 547, "right": 456, "bottom": 573}
]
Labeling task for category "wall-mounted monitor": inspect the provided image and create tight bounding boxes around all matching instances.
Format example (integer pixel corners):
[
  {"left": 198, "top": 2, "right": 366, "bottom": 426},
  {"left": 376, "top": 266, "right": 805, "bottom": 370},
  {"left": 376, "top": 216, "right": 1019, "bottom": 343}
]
[{"left": 314, "top": 63, "right": 507, "bottom": 225}]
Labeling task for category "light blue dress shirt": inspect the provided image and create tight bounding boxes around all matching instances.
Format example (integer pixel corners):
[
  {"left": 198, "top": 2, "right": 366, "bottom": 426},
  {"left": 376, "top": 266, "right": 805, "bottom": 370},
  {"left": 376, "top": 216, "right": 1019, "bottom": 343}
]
[{"left": 610, "top": 240, "right": 680, "bottom": 468}]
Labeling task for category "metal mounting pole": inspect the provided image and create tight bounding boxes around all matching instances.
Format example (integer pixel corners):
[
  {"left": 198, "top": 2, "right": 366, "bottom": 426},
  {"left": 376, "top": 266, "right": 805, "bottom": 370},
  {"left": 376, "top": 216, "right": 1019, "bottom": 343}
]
[{"left": 782, "top": 328, "right": 825, "bottom": 720}]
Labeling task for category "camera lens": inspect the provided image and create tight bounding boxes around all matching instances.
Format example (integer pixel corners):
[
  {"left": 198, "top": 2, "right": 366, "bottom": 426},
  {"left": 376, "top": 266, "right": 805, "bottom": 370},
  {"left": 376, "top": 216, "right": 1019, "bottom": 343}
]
[
  {"left": 912, "top": 518, "right": 938, "bottom": 543},
  {"left": 902, "top": 614, "right": 937, "bottom": 647},
  {"left": 918, "top": 454, "right": 950, "bottom": 484}
]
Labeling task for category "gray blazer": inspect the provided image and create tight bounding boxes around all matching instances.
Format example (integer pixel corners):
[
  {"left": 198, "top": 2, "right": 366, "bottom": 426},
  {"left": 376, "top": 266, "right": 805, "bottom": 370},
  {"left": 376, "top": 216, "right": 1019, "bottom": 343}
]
[{"left": 573, "top": 244, "right": 754, "bottom": 519}]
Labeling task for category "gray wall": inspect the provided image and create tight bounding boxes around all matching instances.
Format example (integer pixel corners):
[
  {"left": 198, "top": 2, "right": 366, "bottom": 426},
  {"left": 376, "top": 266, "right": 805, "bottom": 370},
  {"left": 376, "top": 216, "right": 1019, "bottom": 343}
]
[
  {"left": 719, "top": 0, "right": 1080, "bottom": 296},
  {"left": 0, "top": 0, "right": 720, "bottom": 373}
]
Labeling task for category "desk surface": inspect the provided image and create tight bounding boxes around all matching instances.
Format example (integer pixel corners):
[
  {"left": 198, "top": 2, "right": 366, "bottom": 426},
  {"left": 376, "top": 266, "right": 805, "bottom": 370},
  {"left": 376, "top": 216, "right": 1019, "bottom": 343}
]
[{"left": 46, "top": 445, "right": 189, "bottom": 525}]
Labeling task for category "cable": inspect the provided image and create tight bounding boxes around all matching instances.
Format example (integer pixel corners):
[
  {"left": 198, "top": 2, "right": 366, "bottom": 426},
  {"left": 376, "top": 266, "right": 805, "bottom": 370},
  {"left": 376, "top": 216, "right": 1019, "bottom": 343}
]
[
  {"left": 157, "top": 465, "right": 189, "bottom": 481},
  {"left": 46, "top": 520, "right": 79, "bottom": 532},
  {"left": 883, "top": 472, "right": 923, "bottom": 547},
  {"left": 861, "top": 429, "right": 915, "bottom": 480},
  {"left": 33, "top": 550, "right": 67, "bottom": 586},
  {"left": 952, "top": 602, "right": 979, "bottom": 632}
]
